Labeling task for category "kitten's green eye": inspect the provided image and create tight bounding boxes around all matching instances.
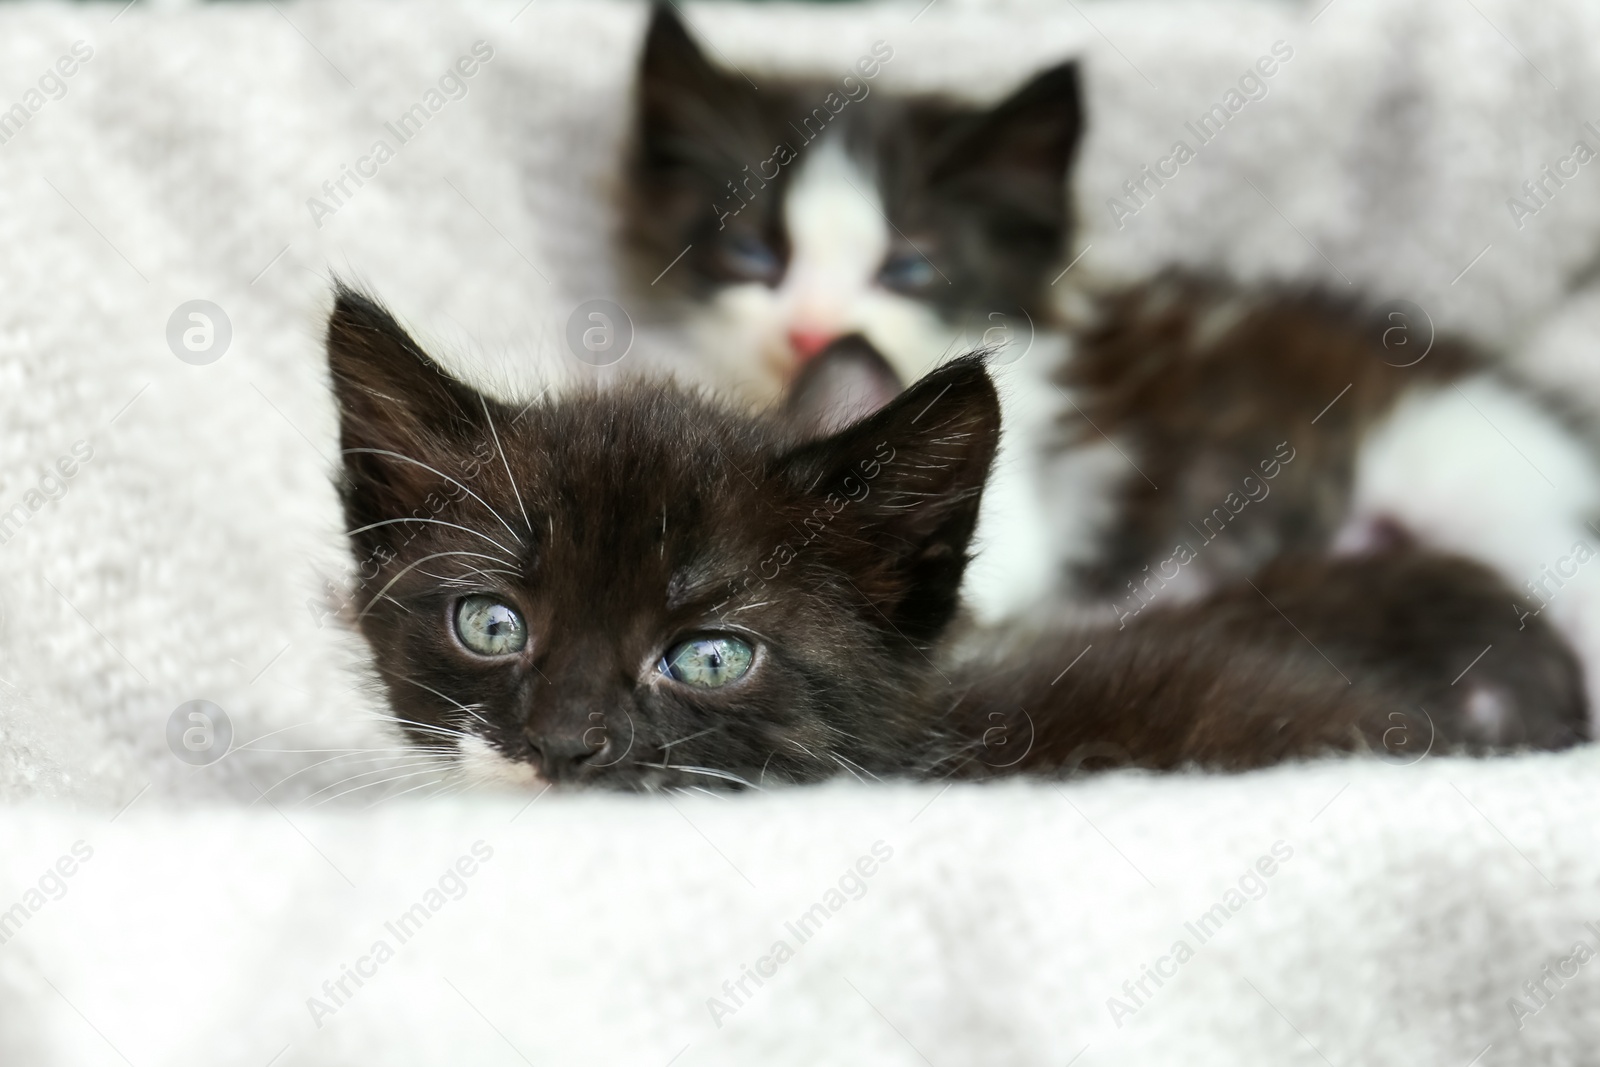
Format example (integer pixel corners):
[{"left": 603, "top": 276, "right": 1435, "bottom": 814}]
[
  {"left": 454, "top": 596, "right": 528, "bottom": 657},
  {"left": 661, "top": 634, "right": 754, "bottom": 689}
]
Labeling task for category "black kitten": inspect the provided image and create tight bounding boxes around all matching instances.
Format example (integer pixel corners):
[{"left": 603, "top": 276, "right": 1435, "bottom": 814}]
[
  {"left": 329, "top": 286, "right": 993, "bottom": 789},
  {"left": 328, "top": 289, "right": 1585, "bottom": 790}
]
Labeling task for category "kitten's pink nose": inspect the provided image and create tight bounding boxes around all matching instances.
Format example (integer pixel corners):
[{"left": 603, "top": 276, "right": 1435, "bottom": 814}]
[{"left": 788, "top": 327, "right": 839, "bottom": 363}]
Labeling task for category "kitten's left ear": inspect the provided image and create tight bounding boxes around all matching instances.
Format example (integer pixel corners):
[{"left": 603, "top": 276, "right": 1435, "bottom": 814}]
[
  {"left": 776, "top": 353, "right": 1001, "bottom": 641},
  {"left": 933, "top": 60, "right": 1083, "bottom": 212},
  {"left": 325, "top": 286, "right": 489, "bottom": 541}
]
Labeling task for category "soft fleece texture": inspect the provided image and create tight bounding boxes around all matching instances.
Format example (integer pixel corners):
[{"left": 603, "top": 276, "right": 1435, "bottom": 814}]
[
  {"left": 2, "top": 0, "right": 1600, "bottom": 1061},
  {"left": 5, "top": 758, "right": 1600, "bottom": 1066}
]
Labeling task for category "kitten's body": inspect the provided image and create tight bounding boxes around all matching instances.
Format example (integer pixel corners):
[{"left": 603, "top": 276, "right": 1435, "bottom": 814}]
[
  {"left": 622, "top": 7, "right": 1600, "bottom": 726},
  {"left": 943, "top": 550, "right": 1585, "bottom": 776},
  {"left": 327, "top": 290, "right": 1586, "bottom": 791},
  {"left": 1059, "top": 273, "right": 1600, "bottom": 723}
]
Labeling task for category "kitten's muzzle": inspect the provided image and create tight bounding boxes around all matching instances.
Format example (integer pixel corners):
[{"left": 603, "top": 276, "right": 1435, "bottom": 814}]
[{"left": 526, "top": 730, "right": 607, "bottom": 781}]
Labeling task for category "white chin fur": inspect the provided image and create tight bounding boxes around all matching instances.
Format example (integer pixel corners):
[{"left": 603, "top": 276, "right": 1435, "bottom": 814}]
[
  {"left": 1344, "top": 373, "right": 1600, "bottom": 729},
  {"left": 456, "top": 734, "right": 546, "bottom": 791}
]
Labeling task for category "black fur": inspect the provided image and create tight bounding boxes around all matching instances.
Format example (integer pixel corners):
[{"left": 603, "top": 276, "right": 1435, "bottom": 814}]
[
  {"left": 328, "top": 289, "right": 1588, "bottom": 790},
  {"left": 330, "top": 286, "right": 997, "bottom": 787}
]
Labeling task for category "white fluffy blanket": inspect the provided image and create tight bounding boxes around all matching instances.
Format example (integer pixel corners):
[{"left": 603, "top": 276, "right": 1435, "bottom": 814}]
[
  {"left": 2, "top": 0, "right": 1600, "bottom": 1061},
  {"left": 6, "top": 757, "right": 1600, "bottom": 1065}
]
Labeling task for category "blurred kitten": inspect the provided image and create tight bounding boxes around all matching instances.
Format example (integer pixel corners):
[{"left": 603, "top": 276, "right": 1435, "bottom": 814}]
[
  {"left": 624, "top": 4, "right": 1075, "bottom": 399},
  {"left": 621, "top": 8, "right": 1600, "bottom": 732},
  {"left": 623, "top": 3, "right": 1081, "bottom": 620}
]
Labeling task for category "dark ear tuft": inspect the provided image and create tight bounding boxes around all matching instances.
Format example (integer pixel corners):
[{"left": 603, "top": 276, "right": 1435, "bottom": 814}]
[
  {"left": 636, "top": 3, "right": 746, "bottom": 170},
  {"left": 778, "top": 353, "right": 1001, "bottom": 642},
  {"left": 933, "top": 60, "right": 1083, "bottom": 213},
  {"left": 326, "top": 285, "right": 486, "bottom": 541},
  {"left": 639, "top": 3, "right": 715, "bottom": 88}
]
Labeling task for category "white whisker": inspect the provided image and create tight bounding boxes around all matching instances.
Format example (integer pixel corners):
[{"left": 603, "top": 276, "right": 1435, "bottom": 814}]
[
  {"left": 358, "top": 551, "right": 510, "bottom": 622},
  {"left": 343, "top": 447, "right": 527, "bottom": 547},
  {"left": 454, "top": 704, "right": 492, "bottom": 728},
  {"left": 245, "top": 746, "right": 452, "bottom": 755},
  {"left": 256, "top": 750, "right": 454, "bottom": 798},
  {"left": 658, "top": 725, "right": 722, "bottom": 750},
  {"left": 418, "top": 565, "right": 520, "bottom": 586},
  {"left": 482, "top": 395, "right": 533, "bottom": 534},
  {"left": 638, "top": 762, "right": 763, "bottom": 790},
  {"left": 425, "top": 778, "right": 476, "bottom": 803},
  {"left": 363, "top": 708, "right": 478, "bottom": 745},
  {"left": 829, "top": 754, "right": 866, "bottom": 783},
  {"left": 380, "top": 670, "right": 492, "bottom": 728},
  {"left": 347, "top": 518, "right": 518, "bottom": 562},
  {"left": 360, "top": 774, "right": 451, "bottom": 809},
  {"left": 308, "top": 763, "right": 459, "bottom": 807},
  {"left": 225, "top": 715, "right": 404, "bottom": 756},
  {"left": 831, "top": 752, "right": 881, "bottom": 782}
]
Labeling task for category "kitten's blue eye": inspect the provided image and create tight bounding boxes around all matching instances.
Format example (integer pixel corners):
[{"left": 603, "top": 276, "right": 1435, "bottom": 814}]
[
  {"left": 719, "top": 235, "right": 781, "bottom": 283},
  {"left": 454, "top": 596, "right": 528, "bottom": 657},
  {"left": 661, "top": 634, "right": 754, "bottom": 688},
  {"left": 878, "top": 251, "right": 937, "bottom": 292}
]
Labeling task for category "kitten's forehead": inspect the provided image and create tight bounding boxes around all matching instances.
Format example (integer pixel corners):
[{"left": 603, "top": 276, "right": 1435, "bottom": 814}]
[
  {"left": 493, "top": 401, "right": 793, "bottom": 640},
  {"left": 519, "top": 387, "right": 765, "bottom": 478},
  {"left": 784, "top": 136, "right": 888, "bottom": 290},
  {"left": 510, "top": 388, "right": 779, "bottom": 556}
]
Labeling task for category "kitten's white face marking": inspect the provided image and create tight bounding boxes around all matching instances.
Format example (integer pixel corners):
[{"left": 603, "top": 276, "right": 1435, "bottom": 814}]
[
  {"left": 456, "top": 733, "right": 546, "bottom": 791},
  {"left": 688, "top": 136, "right": 954, "bottom": 404}
]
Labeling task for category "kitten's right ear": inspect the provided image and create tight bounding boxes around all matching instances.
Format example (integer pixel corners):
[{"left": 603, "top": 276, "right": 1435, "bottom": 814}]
[
  {"left": 777, "top": 353, "right": 1001, "bottom": 642},
  {"left": 326, "top": 286, "right": 487, "bottom": 533},
  {"left": 933, "top": 59, "right": 1083, "bottom": 215}
]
